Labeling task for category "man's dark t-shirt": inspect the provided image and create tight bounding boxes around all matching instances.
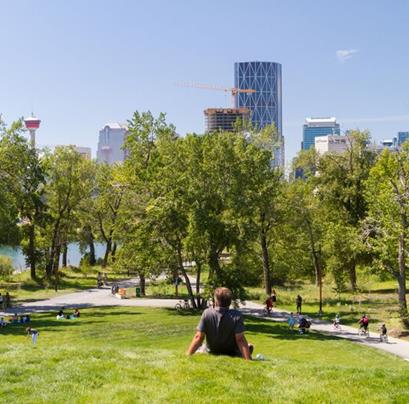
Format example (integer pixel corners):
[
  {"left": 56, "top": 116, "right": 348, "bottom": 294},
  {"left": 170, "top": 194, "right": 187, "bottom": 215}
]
[{"left": 197, "top": 307, "right": 245, "bottom": 356}]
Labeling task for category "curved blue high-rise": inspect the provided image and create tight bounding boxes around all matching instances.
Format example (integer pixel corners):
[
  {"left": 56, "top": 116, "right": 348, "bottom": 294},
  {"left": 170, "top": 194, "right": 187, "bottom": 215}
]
[
  {"left": 234, "top": 61, "right": 283, "bottom": 167},
  {"left": 234, "top": 61, "right": 282, "bottom": 134}
]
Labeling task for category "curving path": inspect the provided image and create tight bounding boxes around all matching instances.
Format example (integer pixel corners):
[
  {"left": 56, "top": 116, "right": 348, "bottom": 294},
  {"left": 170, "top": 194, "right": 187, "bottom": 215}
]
[{"left": 2, "top": 278, "right": 409, "bottom": 361}]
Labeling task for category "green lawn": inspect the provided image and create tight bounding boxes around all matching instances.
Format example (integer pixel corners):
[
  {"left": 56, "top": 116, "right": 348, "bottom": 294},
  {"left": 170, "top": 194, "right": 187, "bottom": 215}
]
[
  {"left": 1, "top": 307, "right": 408, "bottom": 403},
  {"left": 0, "top": 267, "right": 125, "bottom": 305}
]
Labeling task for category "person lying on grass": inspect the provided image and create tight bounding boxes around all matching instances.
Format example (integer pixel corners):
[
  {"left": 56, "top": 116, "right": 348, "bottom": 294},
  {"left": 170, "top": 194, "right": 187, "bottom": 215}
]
[{"left": 186, "top": 287, "right": 253, "bottom": 360}]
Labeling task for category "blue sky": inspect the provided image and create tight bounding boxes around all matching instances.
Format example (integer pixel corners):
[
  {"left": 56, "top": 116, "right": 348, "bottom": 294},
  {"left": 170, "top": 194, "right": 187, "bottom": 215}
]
[{"left": 2, "top": 0, "right": 409, "bottom": 164}]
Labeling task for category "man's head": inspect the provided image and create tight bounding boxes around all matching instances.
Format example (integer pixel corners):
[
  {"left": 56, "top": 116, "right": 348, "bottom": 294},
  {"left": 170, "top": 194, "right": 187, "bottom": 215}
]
[{"left": 214, "top": 287, "right": 232, "bottom": 308}]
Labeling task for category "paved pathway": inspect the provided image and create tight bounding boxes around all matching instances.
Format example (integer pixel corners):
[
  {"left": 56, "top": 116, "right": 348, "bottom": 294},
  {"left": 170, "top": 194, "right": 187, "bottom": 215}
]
[{"left": 2, "top": 279, "right": 409, "bottom": 361}]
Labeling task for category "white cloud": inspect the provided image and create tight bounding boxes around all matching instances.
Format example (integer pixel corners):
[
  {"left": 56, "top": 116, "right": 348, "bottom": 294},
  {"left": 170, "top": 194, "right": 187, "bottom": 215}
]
[{"left": 336, "top": 49, "right": 359, "bottom": 63}]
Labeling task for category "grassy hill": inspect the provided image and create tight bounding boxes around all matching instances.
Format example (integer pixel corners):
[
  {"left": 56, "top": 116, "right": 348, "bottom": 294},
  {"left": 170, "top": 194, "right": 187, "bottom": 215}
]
[{"left": 1, "top": 307, "right": 408, "bottom": 403}]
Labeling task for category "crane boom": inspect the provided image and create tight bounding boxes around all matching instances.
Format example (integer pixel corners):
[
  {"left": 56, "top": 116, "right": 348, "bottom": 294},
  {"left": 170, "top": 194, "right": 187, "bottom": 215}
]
[{"left": 176, "top": 82, "right": 255, "bottom": 107}]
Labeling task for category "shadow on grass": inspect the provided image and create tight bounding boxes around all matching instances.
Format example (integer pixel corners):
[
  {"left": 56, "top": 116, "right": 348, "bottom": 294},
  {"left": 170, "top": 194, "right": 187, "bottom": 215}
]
[
  {"left": 244, "top": 316, "right": 341, "bottom": 342},
  {"left": 0, "top": 308, "right": 144, "bottom": 335},
  {"left": 163, "top": 307, "right": 203, "bottom": 317}
]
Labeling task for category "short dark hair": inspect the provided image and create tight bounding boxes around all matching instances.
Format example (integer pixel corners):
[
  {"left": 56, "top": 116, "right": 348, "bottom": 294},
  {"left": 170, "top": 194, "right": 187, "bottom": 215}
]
[{"left": 214, "top": 287, "right": 232, "bottom": 308}]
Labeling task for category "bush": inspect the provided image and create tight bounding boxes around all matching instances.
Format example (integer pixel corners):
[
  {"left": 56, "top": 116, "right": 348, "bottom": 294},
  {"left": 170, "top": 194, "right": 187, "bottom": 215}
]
[{"left": 0, "top": 256, "right": 14, "bottom": 279}]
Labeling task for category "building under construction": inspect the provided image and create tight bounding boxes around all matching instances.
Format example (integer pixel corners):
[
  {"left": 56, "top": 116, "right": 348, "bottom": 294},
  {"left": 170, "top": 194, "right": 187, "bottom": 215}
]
[{"left": 204, "top": 108, "right": 250, "bottom": 133}]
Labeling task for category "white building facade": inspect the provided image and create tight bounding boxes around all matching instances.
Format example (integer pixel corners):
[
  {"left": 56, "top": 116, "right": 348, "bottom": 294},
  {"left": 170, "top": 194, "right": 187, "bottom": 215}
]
[
  {"left": 315, "top": 135, "right": 348, "bottom": 154},
  {"left": 97, "top": 123, "right": 128, "bottom": 164}
]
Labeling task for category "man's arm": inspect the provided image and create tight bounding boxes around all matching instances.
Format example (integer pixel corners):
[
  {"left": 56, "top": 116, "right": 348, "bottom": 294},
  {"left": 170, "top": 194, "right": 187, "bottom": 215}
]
[
  {"left": 235, "top": 332, "right": 251, "bottom": 360},
  {"left": 186, "top": 331, "right": 205, "bottom": 356}
]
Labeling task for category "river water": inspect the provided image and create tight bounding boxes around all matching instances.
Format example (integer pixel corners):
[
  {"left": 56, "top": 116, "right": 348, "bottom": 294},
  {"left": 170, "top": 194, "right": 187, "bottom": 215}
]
[{"left": 0, "top": 243, "right": 106, "bottom": 271}]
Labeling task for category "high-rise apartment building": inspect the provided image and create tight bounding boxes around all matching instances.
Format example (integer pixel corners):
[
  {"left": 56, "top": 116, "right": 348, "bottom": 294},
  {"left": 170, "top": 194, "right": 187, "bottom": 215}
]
[
  {"left": 97, "top": 123, "right": 128, "bottom": 164},
  {"left": 234, "top": 61, "right": 283, "bottom": 167},
  {"left": 302, "top": 117, "right": 340, "bottom": 150},
  {"left": 204, "top": 108, "right": 250, "bottom": 133}
]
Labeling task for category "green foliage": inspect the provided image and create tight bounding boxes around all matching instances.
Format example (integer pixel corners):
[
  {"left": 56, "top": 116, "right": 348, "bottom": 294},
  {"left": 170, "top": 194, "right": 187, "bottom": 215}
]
[{"left": 0, "top": 255, "right": 13, "bottom": 279}]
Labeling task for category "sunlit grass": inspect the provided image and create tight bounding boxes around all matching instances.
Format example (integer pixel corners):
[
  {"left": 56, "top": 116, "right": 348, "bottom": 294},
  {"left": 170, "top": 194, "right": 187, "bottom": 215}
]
[{"left": 0, "top": 306, "right": 408, "bottom": 403}]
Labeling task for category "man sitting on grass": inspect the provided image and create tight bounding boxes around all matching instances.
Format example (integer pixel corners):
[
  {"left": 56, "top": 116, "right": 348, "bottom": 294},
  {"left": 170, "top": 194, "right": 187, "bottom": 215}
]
[{"left": 186, "top": 287, "right": 253, "bottom": 360}]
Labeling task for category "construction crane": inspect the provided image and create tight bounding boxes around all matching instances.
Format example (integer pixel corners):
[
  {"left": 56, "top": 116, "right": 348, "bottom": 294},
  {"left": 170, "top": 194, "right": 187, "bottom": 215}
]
[{"left": 176, "top": 82, "right": 256, "bottom": 108}]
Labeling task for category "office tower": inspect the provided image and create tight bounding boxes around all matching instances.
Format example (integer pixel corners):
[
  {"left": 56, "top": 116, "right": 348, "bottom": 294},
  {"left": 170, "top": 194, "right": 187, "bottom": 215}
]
[
  {"left": 97, "top": 123, "right": 128, "bottom": 164},
  {"left": 315, "top": 135, "right": 348, "bottom": 154},
  {"left": 74, "top": 146, "right": 92, "bottom": 160},
  {"left": 302, "top": 117, "right": 340, "bottom": 150},
  {"left": 204, "top": 108, "right": 250, "bottom": 133},
  {"left": 398, "top": 131, "right": 409, "bottom": 146},
  {"left": 234, "top": 61, "right": 283, "bottom": 167}
]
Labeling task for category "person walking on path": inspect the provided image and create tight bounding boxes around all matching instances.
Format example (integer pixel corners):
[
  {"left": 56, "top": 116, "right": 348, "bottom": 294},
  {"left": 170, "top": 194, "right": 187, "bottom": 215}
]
[
  {"left": 271, "top": 289, "right": 277, "bottom": 307},
  {"left": 296, "top": 295, "right": 302, "bottom": 313},
  {"left": 26, "top": 327, "right": 39, "bottom": 346},
  {"left": 187, "top": 287, "right": 253, "bottom": 360},
  {"left": 4, "top": 292, "right": 10, "bottom": 310}
]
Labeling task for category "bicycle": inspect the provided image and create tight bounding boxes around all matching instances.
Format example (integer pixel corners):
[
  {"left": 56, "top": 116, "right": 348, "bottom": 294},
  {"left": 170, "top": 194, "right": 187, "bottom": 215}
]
[
  {"left": 175, "top": 299, "right": 191, "bottom": 312},
  {"left": 358, "top": 327, "right": 370, "bottom": 338}
]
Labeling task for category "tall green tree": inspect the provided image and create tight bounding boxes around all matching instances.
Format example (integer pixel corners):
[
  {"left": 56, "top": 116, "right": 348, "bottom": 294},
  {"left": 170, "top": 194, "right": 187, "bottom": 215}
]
[{"left": 364, "top": 145, "right": 409, "bottom": 323}]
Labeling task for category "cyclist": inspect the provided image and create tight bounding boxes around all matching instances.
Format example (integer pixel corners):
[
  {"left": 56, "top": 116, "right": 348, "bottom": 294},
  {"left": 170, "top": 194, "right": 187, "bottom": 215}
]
[
  {"left": 379, "top": 323, "right": 388, "bottom": 342},
  {"left": 358, "top": 314, "right": 369, "bottom": 335}
]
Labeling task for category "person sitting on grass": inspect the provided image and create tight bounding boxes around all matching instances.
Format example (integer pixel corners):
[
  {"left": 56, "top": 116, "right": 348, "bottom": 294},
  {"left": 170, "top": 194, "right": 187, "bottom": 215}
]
[
  {"left": 56, "top": 308, "right": 65, "bottom": 320},
  {"left": 287, "top": 312, "right": 296, "bottom": 332},
  {"left": 72, "top": 309, "right": 80, "bottom": 318},
  {"left": 0, "top": 317, "right": 7, "bottom": 327},
  {"left": 186, "top": 287, "right": 253, "bottom": 360}
]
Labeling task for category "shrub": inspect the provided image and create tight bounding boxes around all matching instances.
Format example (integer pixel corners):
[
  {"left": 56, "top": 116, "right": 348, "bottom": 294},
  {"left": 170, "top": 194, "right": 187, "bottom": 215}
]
[{"left": 0, "top": 256, "right": 14, "bottom": 279}]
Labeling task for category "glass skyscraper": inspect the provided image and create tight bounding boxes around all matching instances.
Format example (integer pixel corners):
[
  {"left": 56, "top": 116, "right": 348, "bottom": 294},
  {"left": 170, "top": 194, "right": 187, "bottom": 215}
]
[
  {"left": 302, "top": 117, "right": 340, "bottom": 150},
  {"left": 234, "top": 61, "right": 283, "bottom": 166},
  {"left": 398, "top": 131, "right": 409, "bottom": 146}
]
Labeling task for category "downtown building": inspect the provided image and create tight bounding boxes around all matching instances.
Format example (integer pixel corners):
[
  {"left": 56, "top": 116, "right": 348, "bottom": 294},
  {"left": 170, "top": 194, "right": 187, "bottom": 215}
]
[
  {"left": 314, "top": 135, "right": 348, "bottom": 154},
  {"left": 234, "top": 61, "right": 283, "bottom": 167},
  {"left": 204, "top": 108, "right": 250, "bottom": 133},
  {"left": 97, "top": 123, "right": 128, "bottom": 164},
  {"left": 302, "top": 117, "right": 340, "bottom": 150}
]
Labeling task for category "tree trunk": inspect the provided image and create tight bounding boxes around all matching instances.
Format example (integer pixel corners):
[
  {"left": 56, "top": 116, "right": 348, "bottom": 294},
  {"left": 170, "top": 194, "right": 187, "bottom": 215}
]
[
  {"left": 208, "top": 246, "right": 221, "bottom": 281},
  {"left": 196, "top": 259, "right": 202, "bottom": 307},
  {"left": 260, "top": 230, "right": 272, "bottom": 295},
  {"left": 62, "top": 243, "right": 68, "bottom": 268},
  {"left": 88, "top": 230, "right": 96, "bottom": 266},
  {"left": 139, "top": 273, "right": 146, "bottom": 296},
  {"left": 398, "top": 232, "right": 408, "bottom": 322},
  {"left": 103, "top": 239, "right": 112, "bottom": 267},
  {"left": 177, "top": 246, "right": 197, "bottom": 309},
  {"left": 28, "top": 223, "right": 36, "bottom": 280},
  {"left": 111, "top": 242, "right": 117, "bottom": 263},
  {"left": 349, "top": 261, "right": 357, "bottom": 291}
]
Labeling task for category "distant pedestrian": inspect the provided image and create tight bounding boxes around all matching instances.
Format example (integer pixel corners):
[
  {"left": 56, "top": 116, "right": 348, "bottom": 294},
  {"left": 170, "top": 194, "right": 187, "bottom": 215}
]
[
  {"left": 26, "top": 327, "right": 39, "bottom": 345},
  {"left": 5, "top": 292, "right": 10, "bottom": 310},
  {"left": 271, "top": 289, "right": 277, "bottom": 307},
  {"left": 296, "top": 295, "right": 302, "bottom": 313}
]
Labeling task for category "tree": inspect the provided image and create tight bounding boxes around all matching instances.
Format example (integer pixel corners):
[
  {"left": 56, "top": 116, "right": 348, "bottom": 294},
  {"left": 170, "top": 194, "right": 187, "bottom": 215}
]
[
  {"left": 0, "top": 118, "right": 46, "bottom": 279},
  {"left": 364, "top": 145, "right": 409, "bottom": 323},
  {"left": 316, "top": 130, "right": 376, "bottom": 290},
  {"left": 44, "top": 146, "right": 91, "bottom": 286}
]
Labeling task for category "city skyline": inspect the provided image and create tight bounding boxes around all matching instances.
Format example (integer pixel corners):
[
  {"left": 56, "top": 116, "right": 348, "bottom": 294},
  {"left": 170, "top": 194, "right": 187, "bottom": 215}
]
[{"left": 2, "top": 1, "right": 409, "bottom": 165}]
